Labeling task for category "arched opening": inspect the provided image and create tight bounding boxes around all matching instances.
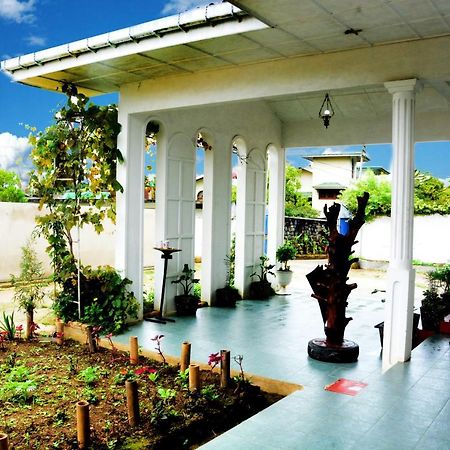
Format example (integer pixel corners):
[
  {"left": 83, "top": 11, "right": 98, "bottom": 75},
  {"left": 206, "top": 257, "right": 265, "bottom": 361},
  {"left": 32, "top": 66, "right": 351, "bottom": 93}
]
[
  {"left": 195, "top": 130, "right": 213, "bottom": 297},
  {"left": 142, "top": 120, "right": 160, "bottom": 317}
]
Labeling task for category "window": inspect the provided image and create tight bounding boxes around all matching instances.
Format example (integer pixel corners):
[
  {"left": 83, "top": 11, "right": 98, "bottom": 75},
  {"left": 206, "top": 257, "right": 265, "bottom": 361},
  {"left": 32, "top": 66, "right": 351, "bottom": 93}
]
[{"left": 318, "top": 189, "right": 341, "bottom": 200}]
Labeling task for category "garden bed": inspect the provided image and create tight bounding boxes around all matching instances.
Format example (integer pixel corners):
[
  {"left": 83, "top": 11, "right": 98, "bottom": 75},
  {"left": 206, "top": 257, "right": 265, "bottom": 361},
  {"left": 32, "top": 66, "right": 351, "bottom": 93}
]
[{"left": 0, "top": 338, "right": 283, "bottom": 449}]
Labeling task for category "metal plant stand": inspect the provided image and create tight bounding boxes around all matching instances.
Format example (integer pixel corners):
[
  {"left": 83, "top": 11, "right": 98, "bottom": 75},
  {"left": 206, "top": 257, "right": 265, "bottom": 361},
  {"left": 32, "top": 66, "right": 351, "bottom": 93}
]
[{"left": 145, "top": 247, "right": 181, "bottom": 324}]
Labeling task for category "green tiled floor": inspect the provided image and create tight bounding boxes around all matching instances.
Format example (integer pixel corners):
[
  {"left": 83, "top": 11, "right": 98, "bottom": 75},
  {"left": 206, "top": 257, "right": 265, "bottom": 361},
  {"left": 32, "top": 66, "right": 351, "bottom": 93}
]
[{"left": 116, "top": 275, "right": 450, "bottom": 449}]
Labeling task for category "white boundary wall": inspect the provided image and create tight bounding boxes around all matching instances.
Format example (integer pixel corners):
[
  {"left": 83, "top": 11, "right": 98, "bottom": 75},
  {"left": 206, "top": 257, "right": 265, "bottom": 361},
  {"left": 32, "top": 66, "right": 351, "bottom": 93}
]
[
  {"left": 0, "top": 202, "right": 203, "bottom": 281},
  {"left": 355, "top": 215, "right": 450, "bottom": 264},
  {"left": 1, "top": 203, "right": 448, "bottom": 281}
]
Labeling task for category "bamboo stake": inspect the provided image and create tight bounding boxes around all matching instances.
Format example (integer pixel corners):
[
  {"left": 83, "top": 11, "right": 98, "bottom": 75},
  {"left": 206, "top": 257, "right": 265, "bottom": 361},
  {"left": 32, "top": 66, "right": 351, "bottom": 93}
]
[
  {"left": 0, "top": 433, "right": 9, "bottom": 450},
  {"left": 76, "top": 401, "right": 90, "bottom": 448},
  {"left": 189, "top": 364, "right": 200, "bottom": 391},
  {"left": 55, "top": 319, "right": 64, "bottom": 345},
  {"left": 180, "top": 341, "right": 191, "bottom": 373},
  {"left": 129, "top": 336, "right": 139, "bottom": 365},
  {"left": 86, "top": 326, "right": 97, "bottom": 353},
  {"left": 125, "top": 380, "right": 140, "bottom": 427},
  {"left": 220, "top": 350, "right": 231, "bottom": 388}
]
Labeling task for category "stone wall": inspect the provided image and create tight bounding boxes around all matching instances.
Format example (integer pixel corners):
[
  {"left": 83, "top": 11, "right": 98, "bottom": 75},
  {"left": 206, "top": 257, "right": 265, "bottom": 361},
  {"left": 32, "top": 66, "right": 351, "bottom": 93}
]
[{"left": 284, "top": 216, "right": 328, "bottom": 254}]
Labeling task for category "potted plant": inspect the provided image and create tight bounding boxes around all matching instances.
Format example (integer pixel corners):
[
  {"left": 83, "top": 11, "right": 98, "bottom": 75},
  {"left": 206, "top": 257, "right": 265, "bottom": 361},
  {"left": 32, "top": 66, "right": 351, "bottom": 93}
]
[
  {"left": 215, "top": 254, "right": 241, "bottom": 307},
  {"left": 420, "top": 264, "right": 450, "bottom": 331},
  {"left": 275, "top": 241, "right": 297, "bottom": 295},
  {"left": 249, "top": 256, "right": 275, "bottom": 299},
  {"left": 172, "top": 264, "right": 200, "bottom": 316}
]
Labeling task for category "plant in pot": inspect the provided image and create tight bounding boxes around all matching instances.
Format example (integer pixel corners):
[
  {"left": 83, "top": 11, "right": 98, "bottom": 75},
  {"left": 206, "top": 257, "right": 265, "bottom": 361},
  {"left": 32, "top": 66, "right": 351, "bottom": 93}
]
[
  {"left": 275, "top": 240, "right": 297, "bottom": 295},
  {"left": 420, "top": 264, "right": 450, "bottom": 332},
  {"left": 249, "top": 256, "right": 275, "bottom": 299},
  {"left": 215, "top": 254, "right": 242, "bottom": 307},
  {"left": 172, "top": 264, "right": 200, "bottom": 316}
]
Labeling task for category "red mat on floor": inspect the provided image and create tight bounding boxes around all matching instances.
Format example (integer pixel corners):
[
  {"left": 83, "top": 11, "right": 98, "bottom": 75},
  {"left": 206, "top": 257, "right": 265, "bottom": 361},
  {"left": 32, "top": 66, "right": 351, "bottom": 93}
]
[{"left": 325, "top": 378, "right": 368, "bottom": 396}]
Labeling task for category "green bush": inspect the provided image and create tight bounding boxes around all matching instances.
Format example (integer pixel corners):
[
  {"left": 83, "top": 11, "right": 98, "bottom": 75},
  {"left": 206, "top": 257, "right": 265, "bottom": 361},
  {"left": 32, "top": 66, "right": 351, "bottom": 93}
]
[
  {"left": 292, "top": 230, "right": 328, "bottom": 255},
  {"left": 276, "top": 241, "right": 297, "bottom": 270},
  {"left": 338, "top": 171, "right": 391, "bottom": 222},
  {"left": 53, "top": 266, "right": 139, "bottom": 334},
  {"left": 285, "top": 165, "right": 319, "bottom": 218},
  {"left": 339, "top": 170, "right": 450, "bottom": 221},
  {"left": 143, "top": 290, "right": 154, "bottom": 314}
]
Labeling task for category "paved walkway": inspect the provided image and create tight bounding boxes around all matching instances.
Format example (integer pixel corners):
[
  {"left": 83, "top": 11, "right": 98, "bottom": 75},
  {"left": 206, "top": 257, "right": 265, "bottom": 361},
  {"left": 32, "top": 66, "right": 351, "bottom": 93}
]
[{"left": 115, "top": 260, "right": 449, "bottom": 449}]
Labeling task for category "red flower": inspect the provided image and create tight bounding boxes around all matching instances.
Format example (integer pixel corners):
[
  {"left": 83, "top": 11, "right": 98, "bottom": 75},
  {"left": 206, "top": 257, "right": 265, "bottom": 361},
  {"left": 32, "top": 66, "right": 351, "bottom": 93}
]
[
  {"left": 16, "top": 325, "right": 23, "bottom": 331},
  {"left": 208, "top": 352, "right": 221, "bottom": 369},
  {"left": 134, "top": 366, "right": 157, "bottom": 376}
]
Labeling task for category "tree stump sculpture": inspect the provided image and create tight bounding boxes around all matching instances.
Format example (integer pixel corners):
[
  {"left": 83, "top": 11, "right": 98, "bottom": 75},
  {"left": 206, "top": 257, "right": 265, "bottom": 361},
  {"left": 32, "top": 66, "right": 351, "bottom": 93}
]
[{"left": 306, "top": 192, "right": 369, "bottom": 363}]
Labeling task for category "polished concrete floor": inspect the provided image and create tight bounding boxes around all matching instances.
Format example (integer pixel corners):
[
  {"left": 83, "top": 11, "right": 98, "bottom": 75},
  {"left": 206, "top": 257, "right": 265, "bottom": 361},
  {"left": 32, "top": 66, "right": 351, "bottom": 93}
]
[{"left": 116, "top": 262, "right": 449, "bottom": 449}]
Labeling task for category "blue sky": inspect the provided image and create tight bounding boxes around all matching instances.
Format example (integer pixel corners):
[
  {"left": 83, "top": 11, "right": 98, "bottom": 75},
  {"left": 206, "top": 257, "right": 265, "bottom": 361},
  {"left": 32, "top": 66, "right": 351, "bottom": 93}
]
[{"left": 0, "top": 0, "right": 449, "bottom": 181}]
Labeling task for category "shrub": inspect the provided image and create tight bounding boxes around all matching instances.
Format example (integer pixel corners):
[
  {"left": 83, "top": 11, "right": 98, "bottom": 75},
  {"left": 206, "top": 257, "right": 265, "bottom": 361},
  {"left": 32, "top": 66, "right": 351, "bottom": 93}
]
[
  {"left": 276, "top": 241, "right": 297, "bottom": 270},
  {"left": 53, "top": 266, "right": 139, "bottom": 334},
  {"left": 0, "top": 169, "right": 27, "bottom": 203}
]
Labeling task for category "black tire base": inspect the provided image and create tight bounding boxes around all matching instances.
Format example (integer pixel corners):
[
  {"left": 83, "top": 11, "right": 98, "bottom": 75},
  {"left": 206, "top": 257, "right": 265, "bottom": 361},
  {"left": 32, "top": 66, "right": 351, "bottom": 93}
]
[{"left": 308, "top": 338, "right": 359, "bottom": 363}]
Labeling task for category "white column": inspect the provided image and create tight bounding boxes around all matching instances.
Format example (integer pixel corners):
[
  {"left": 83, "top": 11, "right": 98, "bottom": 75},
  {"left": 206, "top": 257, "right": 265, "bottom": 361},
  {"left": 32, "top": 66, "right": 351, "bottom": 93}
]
[
  {"left": 154, "top": 130, "right": 196, "bottom": 314},
  {"left": 267, "top": 145, "right": 286, "bottom": 265},
  {"left": 202, "top": 134, "right": 232, "bottom": 304},
  {"left": 382, "top": 79, "right": 421, "bottom": 371},
  {"left": 116, "top": 113, "right": 145, "bottom": 319}
]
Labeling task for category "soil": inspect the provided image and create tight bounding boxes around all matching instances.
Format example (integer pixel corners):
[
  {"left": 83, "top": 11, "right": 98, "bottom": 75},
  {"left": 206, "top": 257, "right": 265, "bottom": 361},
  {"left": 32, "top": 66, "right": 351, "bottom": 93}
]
[{"left": 0, "top": 339, "right": 282, "bottom": 449}]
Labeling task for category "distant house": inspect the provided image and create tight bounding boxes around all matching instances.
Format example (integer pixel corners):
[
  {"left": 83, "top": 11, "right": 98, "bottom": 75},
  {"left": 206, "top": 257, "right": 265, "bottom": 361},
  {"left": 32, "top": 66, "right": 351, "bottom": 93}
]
[{"left": 298, "top": 148, "right": 372, "bottom": 215}]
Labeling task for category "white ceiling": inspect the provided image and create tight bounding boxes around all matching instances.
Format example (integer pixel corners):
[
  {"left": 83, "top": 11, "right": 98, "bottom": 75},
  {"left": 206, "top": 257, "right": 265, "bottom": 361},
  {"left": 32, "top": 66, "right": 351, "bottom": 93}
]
[{"left": 3, "top": 0, "right": 450, "bottom": 125}]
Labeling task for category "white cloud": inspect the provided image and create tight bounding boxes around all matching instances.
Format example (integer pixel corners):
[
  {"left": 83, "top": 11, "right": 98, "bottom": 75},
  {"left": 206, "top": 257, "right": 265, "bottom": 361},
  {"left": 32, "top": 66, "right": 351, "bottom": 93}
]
[
  {"left": 0, "top": 132, "right": 32, "bottom": 182},
  {"left": 0, "top": 0, "right": 35, "bottom": 23},
  {"left": 25, "top": 34, "right": 46, "bottom": 46},
  {"left": 162, "top": 0, "right": 210, "bottom": 15}
]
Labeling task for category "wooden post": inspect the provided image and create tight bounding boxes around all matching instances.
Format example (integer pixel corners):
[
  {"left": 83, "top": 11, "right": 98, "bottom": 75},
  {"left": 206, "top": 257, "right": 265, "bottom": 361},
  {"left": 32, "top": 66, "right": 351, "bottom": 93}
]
[
  {"left": 129, "top": 336, "right": 139, "bottom": 365},
  {"left": 220, "top": 350, "right": 231, "bottom": 388},
  {"left": 180, "top": 341, "right": 191, "bottom": 373},
  {"left": 86, "top": 326, "right": 97, "bottom": 353},
  {"left": 0, "top": 433, "right": 9, "bottom": 450},
  {"left": 125, "top": 380, "right": 140, "bottom": 427},
  {"left": 76, "top": 401, "right": 90, "bottom": 448},
  {"left": 189, "top": 364, "right": 200, "bottom": 391},
  {"left": 55, "top": 319, "right": 64, "bottom": 345}
]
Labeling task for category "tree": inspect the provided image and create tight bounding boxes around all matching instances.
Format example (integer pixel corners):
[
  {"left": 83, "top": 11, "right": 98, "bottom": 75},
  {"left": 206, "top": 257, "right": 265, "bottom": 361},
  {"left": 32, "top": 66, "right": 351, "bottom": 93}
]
[
  {"left": 414, "top": 171, "right": 450, "bottom": 215},
  {"left": 338, "top": 171, "right": 391, "bottom": 221},
  {"left": 339, "top": 170, "right": 450, "bottom": 221},
  {"left": 284, "top": 164, "right": 319, "bottom": 218},
  {"left": 0, "top": 169, "right": 27, "bottom": 202}
]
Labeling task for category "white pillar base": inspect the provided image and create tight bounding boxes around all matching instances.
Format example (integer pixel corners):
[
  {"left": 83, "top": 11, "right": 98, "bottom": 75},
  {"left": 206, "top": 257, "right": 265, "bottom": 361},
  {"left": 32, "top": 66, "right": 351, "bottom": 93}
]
[{"left": 382, "top": 267, "right": 416, "bottom": 371}]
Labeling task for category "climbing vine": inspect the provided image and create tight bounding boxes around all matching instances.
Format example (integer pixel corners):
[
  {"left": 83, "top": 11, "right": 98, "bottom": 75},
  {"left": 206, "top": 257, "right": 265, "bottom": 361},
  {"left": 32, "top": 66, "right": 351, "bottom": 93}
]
[{"left": 28, "top": 86, "right": 138, "bottom": 332}]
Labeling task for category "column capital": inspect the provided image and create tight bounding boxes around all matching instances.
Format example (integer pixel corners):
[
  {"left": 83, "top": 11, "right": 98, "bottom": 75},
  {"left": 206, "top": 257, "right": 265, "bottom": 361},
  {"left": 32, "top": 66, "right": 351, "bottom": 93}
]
[{"left": 384, "top": 78, "right": 423, "bottom": 94}]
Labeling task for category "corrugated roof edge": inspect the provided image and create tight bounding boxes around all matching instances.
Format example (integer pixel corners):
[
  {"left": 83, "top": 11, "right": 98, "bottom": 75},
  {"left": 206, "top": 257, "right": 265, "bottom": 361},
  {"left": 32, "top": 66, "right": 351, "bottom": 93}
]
[{"left": 1, "top": 2, "right": 248, "bottom": 73}]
